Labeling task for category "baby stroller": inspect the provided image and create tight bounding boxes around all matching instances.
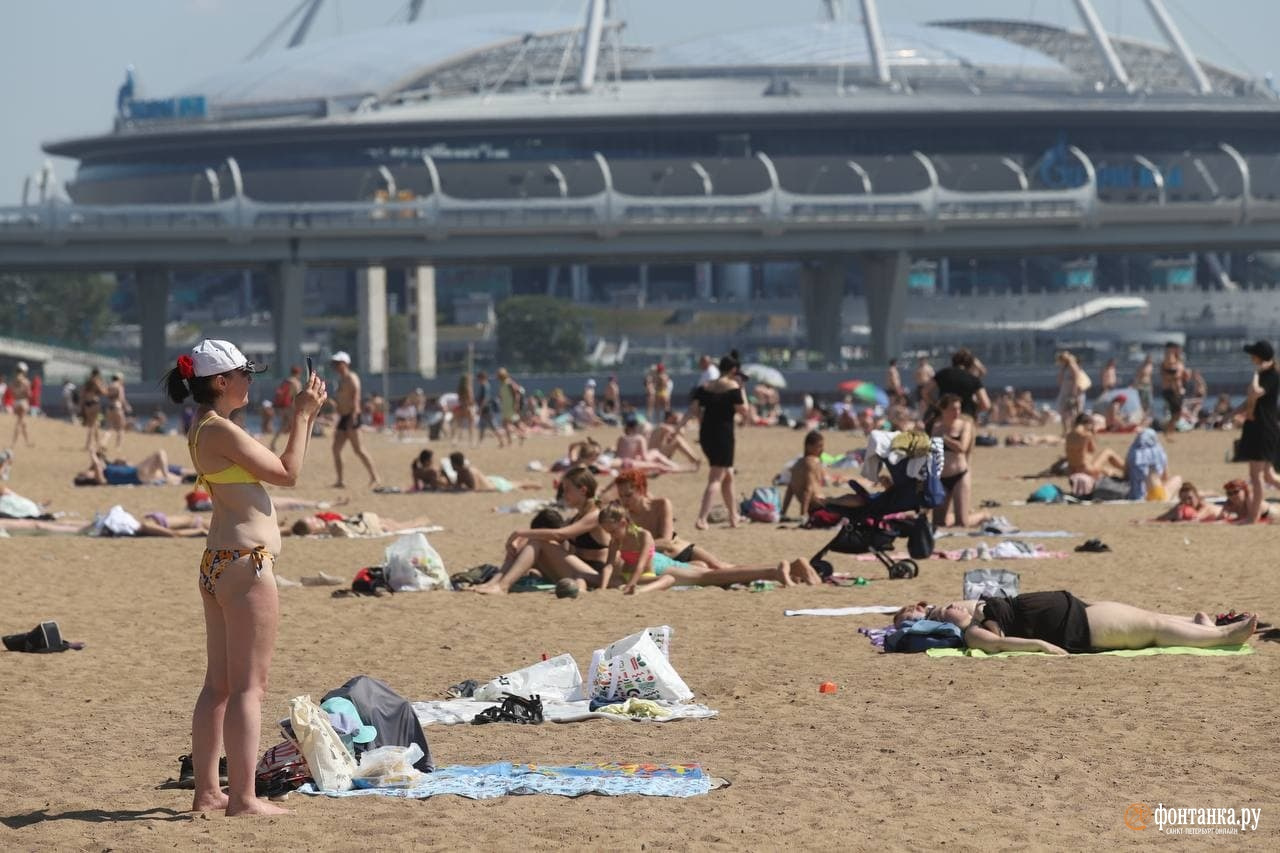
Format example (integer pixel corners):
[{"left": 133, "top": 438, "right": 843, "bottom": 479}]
[{"left": 810, "top": 430, "right": 945, "bottom": 580}]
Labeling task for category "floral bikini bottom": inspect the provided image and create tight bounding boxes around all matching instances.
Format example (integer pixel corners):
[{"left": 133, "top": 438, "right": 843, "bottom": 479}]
[{"left": 199, "top": 546, "right": 275, "bottom": 597}]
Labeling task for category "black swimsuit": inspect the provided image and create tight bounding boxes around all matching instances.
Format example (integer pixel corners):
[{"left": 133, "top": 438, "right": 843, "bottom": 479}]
[
  {"left": 980, "top": 592, "right": 1092, "bottom": 653},
  {"left": 570, "top": 530, "right": 608, "bottom": 571}
]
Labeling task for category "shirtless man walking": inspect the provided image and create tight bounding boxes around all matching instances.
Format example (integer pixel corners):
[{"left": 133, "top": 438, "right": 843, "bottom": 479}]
[
  {"left": 1065, "top": 413, "right": 1126, "bottom": 479},
  {"left": 329, "top": 352, "right": 381, "bottom": 488},
  {"left": 9, "top": 362, "right": 34, "bottom": 448}
]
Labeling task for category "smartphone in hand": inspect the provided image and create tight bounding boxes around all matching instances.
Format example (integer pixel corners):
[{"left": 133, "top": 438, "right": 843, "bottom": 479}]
[{"left": 305, "top": 357, "right": 314, "bottom": 380}]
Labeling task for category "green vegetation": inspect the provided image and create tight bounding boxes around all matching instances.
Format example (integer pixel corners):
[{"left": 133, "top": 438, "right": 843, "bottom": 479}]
[
  {"left": 496, "top": 295, "right": 586, "bottom": 371},
  {"left": 0, "top": 273, "right": 119, "bottom": 350}
]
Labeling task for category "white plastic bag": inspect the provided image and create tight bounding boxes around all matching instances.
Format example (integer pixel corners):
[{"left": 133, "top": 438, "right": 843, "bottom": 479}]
[
  {"left": 473, "top": 653, "right": 585, "bottom": 702},
  {"left": 588, "top": 628, "right": 692, "bottom": 703},
  {"left": 289, "top": 695, "right": 356, "bottom": 792},
  {"left": 353, "top": 744, "right": 425, "bottom": 789},
  {"left": 384, "top": 533, "right": 449, "bottom": 591}
]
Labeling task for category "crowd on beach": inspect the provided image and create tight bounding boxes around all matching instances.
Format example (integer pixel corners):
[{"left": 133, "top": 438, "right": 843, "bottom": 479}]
[{"left": 2, "top": 334, "right": 1274, "bottom": 818}]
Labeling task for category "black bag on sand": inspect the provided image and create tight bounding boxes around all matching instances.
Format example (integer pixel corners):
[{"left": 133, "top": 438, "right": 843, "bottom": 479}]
[
  {"left": 323, "top": 675, "right": 434, "bottom": 772},
  {"left": 3, "top": 621, "right": 83, "bottom": 653},
  {"left": 903, "top": 516, "right": 936, "bottom": 560}
]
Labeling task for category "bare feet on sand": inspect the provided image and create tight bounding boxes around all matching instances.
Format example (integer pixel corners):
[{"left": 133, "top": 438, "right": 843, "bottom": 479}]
[
  {"left": 225, "top": 797, "right": 289, "bottom": 817},
  {"left": 776, "top": 561, "right": 795, "bottom": 587},
  {"left": 191, "top": 791, "right": 229, "bottom": 813},
  {"left": 1222, "top": 616, "right": 1258, "bottom": 644}
]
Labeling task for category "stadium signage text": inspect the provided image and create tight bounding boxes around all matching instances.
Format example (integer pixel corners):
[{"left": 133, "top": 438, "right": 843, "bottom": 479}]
[
  {"left": 124, "top": 96, "right": 208, "bottom": 121},
  {"left": 1039, "top": 136, "right": 1182, "bottom": 191}
]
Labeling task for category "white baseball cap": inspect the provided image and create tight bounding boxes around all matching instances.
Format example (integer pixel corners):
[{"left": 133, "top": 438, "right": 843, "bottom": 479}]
[
  {"left": 189, "top": 340, "right": 266, "bottom": 378},
  {"left": 585, "top": 378, "right": 597, "bottom": 387},
  {"left": 16, "top": 361, "right": 28, "bottom": 372},
  {"left": 330, "top": 351, "right": 352, "bottom": 364}
]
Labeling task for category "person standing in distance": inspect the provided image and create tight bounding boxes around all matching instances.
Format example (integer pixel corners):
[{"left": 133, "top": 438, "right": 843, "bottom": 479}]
[
  {"left": 329, "top": 352, "right": 381, "bottom": 488},
  {"left": 166, "top": 339, "right": 325, "bottom": 816}
]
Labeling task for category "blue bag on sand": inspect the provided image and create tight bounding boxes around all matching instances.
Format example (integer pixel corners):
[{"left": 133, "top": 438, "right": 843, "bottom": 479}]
[
  {"left": 1028, "top": 483, "right": 1063, "bottom": 504},
  {"left": 884, "top": 619, "right": 964, "bottom": 653}
]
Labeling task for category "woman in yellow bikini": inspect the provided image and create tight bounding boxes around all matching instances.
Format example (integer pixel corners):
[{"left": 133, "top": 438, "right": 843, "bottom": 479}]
[{"left": 166, "top": 340, "right": 324, "bottom": 816}]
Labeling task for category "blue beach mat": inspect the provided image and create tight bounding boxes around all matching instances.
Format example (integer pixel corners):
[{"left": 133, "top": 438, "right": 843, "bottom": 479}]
[{"left": 299, "top": 761, "right": 716, "bottom": 800}]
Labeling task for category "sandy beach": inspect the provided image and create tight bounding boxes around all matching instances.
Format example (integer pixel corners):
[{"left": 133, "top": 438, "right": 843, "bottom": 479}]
[{"left": 1, "top": 414, "right": 1276, "bottom": 850}]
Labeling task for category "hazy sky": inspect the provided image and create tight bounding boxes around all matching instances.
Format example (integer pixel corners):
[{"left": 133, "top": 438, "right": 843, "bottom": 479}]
[{"left": 2, "top": 0, "right": 1277, "bottom": 203}]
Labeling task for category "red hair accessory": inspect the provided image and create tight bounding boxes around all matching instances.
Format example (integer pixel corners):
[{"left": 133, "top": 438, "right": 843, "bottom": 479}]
[{"left": 176, "top": 355, "right": 195, "bottom": 379}]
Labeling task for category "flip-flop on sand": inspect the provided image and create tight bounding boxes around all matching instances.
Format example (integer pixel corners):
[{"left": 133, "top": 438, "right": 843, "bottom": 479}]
[{"left": 1074, "top": 538, "right": 1111, "bottom": 553}]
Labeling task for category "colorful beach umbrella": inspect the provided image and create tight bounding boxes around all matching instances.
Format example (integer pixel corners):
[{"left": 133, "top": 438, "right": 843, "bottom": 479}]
[{"left": 837, "top": 380, "right": 889, "bottom": 407}]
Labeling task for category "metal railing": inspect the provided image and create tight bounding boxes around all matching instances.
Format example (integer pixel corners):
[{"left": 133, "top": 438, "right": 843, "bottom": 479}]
[{"left": 1, "top": 146, "right": 1268, "bottom": 246}]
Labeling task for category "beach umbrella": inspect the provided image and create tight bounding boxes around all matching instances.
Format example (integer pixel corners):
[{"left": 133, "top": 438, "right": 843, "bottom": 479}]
[
  {"left": 837, "top": 380, "right": 889, "bottom": 407},
  {"left": 742, "top": 364, "right": 786, "bottom": 388},
  {"left": 1096, "top": 387, "right": 1143, "bottom": 420}
]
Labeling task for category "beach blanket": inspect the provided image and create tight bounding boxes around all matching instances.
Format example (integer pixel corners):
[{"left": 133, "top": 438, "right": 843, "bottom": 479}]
[
  {"left": 784, "top": 606, "right": 901, "bottom": 617},
  {"left": 412, "top": 699, "right": 717, "bottom": 726},
  {"left": 859, "top": 625, "right": 893, "bottom": 648},
  {"left": 299, "top": 761, "right": 715, "bottom": 799},
  {"left": 926, "top": 645, "right": 1254, "bottom": 659},
  {"left": 936, "top": 529, "right": 1078, "bottom": 539},
  {"left": 936, "top": 541, "right": 1069, "bottom": 561}
]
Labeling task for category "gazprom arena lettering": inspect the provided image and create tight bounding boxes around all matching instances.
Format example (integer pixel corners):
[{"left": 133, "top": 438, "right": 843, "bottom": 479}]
[
  {"left": 125, "top": 96, "right": 208, "bottom": 121},
  {"left": 1038, "top": 135, "right": 1182, "bottom": 191}
]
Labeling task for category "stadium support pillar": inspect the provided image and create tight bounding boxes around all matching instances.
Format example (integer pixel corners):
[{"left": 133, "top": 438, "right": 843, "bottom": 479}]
[
  {"left": 409, "top": 265, "right": 437, "bottom": 378},
  {"left": 270, "top": 261, "right": 305, "bottom": 374},
  {"left": 861, "top": 251, "right": 909, "bottom": 364},
  {"left": 638, "top": 263, "right": 649, "bottom": 305},
  {"left": 799, "top": 259, "right": 845, "bottom": 367},
  {"left": 357, "top": 266, "right": 388, "bottom": 373},
  {"left": 695, "top": 262, "right": 713, "bottom": 300},
  {"left": 718, "top": 263, "right": 751, "bottom": 301},
  {"left": 136, "top": 268, "right": 170, "bottom": 382},
  {"left": 570, "top": 264, "right": 589, "bottom": 302}
]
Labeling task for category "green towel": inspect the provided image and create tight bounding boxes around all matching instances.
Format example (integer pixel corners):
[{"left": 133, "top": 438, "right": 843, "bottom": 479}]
[{"left": 925, "top": 645, "right": 1254, "bottom": 658}]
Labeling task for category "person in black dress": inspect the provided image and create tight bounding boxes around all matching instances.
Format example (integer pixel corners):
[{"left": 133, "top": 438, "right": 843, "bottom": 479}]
[
  {"left": 681, "top": 353, "right": 751, "bottom": 529},
  {"left": 1237, "top": 340, "right": 1280, "bottom": 523}
]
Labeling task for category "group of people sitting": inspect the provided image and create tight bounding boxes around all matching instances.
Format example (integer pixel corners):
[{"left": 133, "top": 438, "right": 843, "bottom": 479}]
[{"left": 469, "top": 468, "right": 823, "bottom": 595}]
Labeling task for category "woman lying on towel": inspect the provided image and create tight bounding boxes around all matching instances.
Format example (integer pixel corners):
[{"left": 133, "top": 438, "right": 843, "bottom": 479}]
[
  {"left": 893, "top": 591, "right": 1257, "bottom": 655},
  {"left": 1217, "top": 479, "right": 1272, "bottom": 523},
  {"left": 595, "top": 502, "right": 821, "bottom": 594},
  {"left": 283, "top": 510, "right": 432, "bottom": 537},
  {"left": 471, "top": 466, "right": 609, "bottom": 595},
  {"left": 1148, "top": 482, "right": 1217, "bottom": 522}
]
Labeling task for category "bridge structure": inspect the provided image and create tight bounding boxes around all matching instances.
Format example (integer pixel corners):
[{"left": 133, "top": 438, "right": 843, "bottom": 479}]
[{"left": 3, "top": 143, "right": 1280, "bottom": 379}]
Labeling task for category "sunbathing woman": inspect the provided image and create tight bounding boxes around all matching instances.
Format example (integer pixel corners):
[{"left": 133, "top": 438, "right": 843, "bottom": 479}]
[
  {"left": 651, "top": 411, "right": 702, "bottom": 468},
  {"left": 1149, "top": 482, "right": 1217, "bottom": 522},
  {"left": 596, "top": 503, "right": 820, "bottom": 594},
  {"left": 894, "top": 591, "right": 1257, "bottom": 654},
  {"left": 449, "top": 451, "right": 540, "bottom": 493},
  {"left": 0, "top": 510, "right": 208, "bottom": 537},
  {"left": 615, "top": 416, "right": 690, "bottom": 474},
  {"left": 613, "top": 470, "right": 732, "bottom": 569},
  {"left": 1217, "top": 479, "right": 1271, "bottom": 523},
  {"left": 471, "top": 466, "right": 608, "bottom": 594},
  {"left": 284, "top": 511, "right": 432, "bottom": 537}
]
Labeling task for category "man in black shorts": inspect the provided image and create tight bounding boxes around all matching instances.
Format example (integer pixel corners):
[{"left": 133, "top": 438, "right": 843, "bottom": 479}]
[{"left": 330, "top": 352, "right": 381, "bottom": 488}]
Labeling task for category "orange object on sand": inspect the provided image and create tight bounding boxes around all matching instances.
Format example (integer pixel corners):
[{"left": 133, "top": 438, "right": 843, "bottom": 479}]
[{"left": 818, "top": 682, "right": 838, "bottom": 694}]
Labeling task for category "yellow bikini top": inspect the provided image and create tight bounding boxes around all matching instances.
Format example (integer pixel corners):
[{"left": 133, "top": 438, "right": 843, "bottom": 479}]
[{"left": 190, "top": 412, "right": 260, "bottom": 487}]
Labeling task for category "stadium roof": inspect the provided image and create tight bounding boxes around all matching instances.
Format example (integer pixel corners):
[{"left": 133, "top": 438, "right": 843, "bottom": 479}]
[{"left": 164, "top": 12, "right": 1260, "bottom": 118}]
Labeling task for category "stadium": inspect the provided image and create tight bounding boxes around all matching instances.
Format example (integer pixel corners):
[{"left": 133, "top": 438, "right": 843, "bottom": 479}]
[{"left": 32, "top": 0, "right": 1280, "bottom": 372}]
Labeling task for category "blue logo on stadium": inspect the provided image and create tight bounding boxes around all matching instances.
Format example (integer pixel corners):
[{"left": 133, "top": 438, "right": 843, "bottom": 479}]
[{"left": 1038, "top": 135, "right": 1181, "bottom": 191}]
